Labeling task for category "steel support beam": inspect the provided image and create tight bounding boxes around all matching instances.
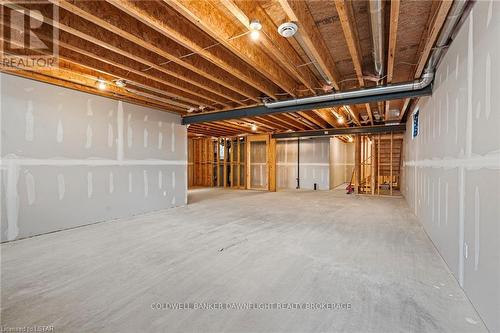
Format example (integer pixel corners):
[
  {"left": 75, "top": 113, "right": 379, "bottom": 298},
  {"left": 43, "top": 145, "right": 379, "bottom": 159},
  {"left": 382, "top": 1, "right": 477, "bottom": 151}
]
[
  {"left": 182, "top": 84, "right": 432, "bottom": 125},
  {"left": 271, "top": 124, "right": 406, "bottom": 139}
]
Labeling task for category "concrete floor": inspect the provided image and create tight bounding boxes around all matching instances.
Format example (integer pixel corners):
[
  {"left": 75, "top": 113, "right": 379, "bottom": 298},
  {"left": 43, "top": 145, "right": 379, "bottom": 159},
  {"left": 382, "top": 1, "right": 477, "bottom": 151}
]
[{"left": 1, "top": 189, "right": 486, "bottom": 332}]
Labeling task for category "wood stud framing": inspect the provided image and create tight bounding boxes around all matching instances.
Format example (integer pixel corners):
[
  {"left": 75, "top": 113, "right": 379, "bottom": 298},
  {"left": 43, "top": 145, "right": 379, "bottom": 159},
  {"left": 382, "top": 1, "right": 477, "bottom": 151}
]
[{"left": 0, "top": 0, "right": 458, "bottom": 137}]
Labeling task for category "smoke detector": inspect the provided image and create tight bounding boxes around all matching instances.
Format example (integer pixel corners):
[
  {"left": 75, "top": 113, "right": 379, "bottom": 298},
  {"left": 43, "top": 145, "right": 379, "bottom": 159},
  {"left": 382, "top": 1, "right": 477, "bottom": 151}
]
[{"left": 278, "top": 22, "right": 298, "bottom": 38}]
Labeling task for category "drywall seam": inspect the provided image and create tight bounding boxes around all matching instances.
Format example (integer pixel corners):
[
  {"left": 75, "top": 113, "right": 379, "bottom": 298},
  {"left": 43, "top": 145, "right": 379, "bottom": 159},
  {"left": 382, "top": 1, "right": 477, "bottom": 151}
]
[
  {"left": 25, "top": 103, "right": 34, "bottom": 142},
  {"left": 5, "top": 160, "right": 20, "bottom": 240},
  {"left": 0, "top": 156, "right": 187, "bottom": 167},
  {"left": 116, "top": 101, "right": 124, "bottom": 161},
  {"left": 403, "top": 150, "right": 500, "bottom": 170}
]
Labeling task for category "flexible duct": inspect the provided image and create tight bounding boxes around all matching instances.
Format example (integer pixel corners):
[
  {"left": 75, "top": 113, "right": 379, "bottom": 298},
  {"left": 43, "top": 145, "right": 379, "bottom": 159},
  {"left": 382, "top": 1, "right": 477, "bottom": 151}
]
[
  {"left": 265, "top": 73, "right": 434, "bottom": 109},
  {"left": 369, "top": 0, "right": 384, "bottom": 79},
  {"left": 264, "top": 1, "right": 468, "bottom": 111}
]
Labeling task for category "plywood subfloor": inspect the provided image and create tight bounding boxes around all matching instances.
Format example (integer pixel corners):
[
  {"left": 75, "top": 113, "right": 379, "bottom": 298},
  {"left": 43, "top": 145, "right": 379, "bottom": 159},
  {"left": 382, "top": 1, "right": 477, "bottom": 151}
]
[{"left": 0, "top": 189, "right": 486, "bottom": 332}]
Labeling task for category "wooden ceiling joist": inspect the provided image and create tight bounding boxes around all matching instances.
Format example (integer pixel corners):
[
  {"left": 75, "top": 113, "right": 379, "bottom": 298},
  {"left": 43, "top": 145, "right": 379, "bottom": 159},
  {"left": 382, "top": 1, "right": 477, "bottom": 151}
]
[
  {"left": 57, "top": 35, "right": 231, "bottom": 108},
  {"left": 278, "top": 0, "right": 341, "bottom": 90},
  {"left": 282, "top": 114, "right": 315, "bottom": 130},
  {"left": 386, "top": 0, "right": 400, "bottom": 117},
  {"left": 252, "top": 117, "right": 289, "bottom": 131},
  {"left": 2, "top": 19, "right": 221, "bottom": 110},
  {"left": 314, "top": 109, "right": 338, "bottom": 128},
  {"left": 105, "top": 0, "right": 277, "bottom": 103},
  {"left": 219, "top": 0, "right": 321, "bottom": 94},
  {"left": 167, "top": 0, "right": 298, "bottom": 97},
  {"left": 9, "top": 1, "right": 245, "bottom": 108},
  {"left": 51, "top": 0, "right": 260, "bottom": 104},
  {"left": 334, "top": 0, "right": 373, "bottom": 125},
  {"left": 297, "top": 111, "right": 327, "bottom": 129},
  {"left": 266, "top": 115, "right": 303, "bottom": 131},
  {"left": 400, "top": 0, "right": 453, "bottom": 120}
]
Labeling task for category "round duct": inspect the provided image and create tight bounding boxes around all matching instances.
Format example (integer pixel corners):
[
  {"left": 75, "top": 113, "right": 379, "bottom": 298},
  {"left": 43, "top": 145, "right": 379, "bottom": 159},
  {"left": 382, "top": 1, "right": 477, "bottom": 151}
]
[{"left": 278, "top": 22, "right": 298, "bottom": 38}]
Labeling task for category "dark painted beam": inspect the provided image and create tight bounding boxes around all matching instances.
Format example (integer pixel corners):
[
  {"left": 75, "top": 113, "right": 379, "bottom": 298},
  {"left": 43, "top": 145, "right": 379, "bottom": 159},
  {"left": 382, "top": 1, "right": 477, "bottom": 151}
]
[
  {"left": 272, "top": 124, "right": 406, "bottom": 139},
  {"left": 182, "top": 84, "right": 432, "bottom": 125}
]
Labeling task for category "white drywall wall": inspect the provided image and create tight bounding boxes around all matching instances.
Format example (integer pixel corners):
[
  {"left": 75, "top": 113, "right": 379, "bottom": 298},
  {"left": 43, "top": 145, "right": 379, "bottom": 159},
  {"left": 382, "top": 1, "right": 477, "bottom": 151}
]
[
  {"left": 0, "top": 73, "right": 187, "bottom": 242},
  {"left": 402, "top": 2, "right": 500, "bottom": 331},
  {"left": 329, "top": 137, "right": 354, "bottom": 188},
  {"left": 276, "top": 137, "right": 329, "bottom": 190}
]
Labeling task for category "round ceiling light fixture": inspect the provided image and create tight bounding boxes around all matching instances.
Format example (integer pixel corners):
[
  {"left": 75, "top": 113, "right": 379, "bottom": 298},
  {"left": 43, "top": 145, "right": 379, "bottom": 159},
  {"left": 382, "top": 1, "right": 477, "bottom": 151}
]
[
  {"left": 249, "top": 19, "right": 262, "bottom": 31},
  {"left": 115, "top": 79, "right": 126, "bottom": 88},
  {"left": 249, "top": 19, "right": 262, "bottom": 41},
  {"left": 278, "top": 22, "right": 298, "bottom": 38},
  {"left": 97, "top": 79, "right": 107, "bottom": 91}
]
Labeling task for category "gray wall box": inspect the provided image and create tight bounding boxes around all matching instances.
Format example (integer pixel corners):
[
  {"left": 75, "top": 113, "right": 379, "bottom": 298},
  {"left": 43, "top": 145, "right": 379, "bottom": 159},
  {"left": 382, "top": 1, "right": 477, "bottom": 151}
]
[
  {"left": 402, "top": 2, "right": 500, "bottom": 331},
  {"left": 1, "top": 74, "right": 187, "bottom": 242}
]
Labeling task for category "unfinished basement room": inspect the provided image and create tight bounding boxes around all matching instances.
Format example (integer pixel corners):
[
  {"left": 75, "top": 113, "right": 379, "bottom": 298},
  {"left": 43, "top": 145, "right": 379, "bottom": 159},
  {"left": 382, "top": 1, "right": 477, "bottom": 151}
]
[{"left": 1, "top": 0, "right": 499, "bottom": 332}]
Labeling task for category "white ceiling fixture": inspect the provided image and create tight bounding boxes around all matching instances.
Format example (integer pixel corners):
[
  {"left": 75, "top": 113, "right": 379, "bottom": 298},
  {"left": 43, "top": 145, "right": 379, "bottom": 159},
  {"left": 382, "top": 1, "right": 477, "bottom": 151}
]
[
  {"left": 115, "top": 79, "right": 126, "bottom": 88},
  {"left": 278, "top": 22, "right": 298, "bottom": 38},
  {"left": 97, "top": 79, "right": 107, "bottom": 91},
  {"left": 249, "top": 19, "right": 262, "bottom": 41}
]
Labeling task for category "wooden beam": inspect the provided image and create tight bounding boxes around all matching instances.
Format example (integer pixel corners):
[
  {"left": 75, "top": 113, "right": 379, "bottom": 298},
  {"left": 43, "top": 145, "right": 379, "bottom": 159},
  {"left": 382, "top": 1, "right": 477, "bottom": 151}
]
[
  {"left": 386, "top": 0, "right": 400, "bottom": 117},
  {"left": 43, "top": 0, "right": 255, "bottom": 104},
  {"left": 413, "top": 1, "right": 453, "bottom": 78},
  {"left": 298, "top": 111, "right": 328, "bottom": 129},
  {"left": 334, "top": 0, "right": 363, "bottom": 87},
  {"left": 266, "top": 115, "right": 303, "bottom": 131},
  {"left": 314, "top": 109, "right": 338, "bottom": 128},
  {"left": 168, "top": 0, "right": 299, "bottom": 97},
  {"left": 252, "top": 117, "right": 289, "bottom": 131},
  {"left": 106, "top": 0, "right": 275, "bottom": 101},
  {"left": 334, "top": 0, "right": 374, "bottom": 125},
  {"left": 387, "top": 0, "right": 400, "bottom": 83},
  {"left": 390, "top": 131, "right": 393, "bottom": 195},
  {"left": 268, "top": 137, "right": 277, "bottom": 192},
  {"left": 9, "top": 1, "right": 246, "bottom": 106},
  {"left": 400, "top": 0, "right": 453, "bottom": 120},
  {"left": 219, "top": 0, "right": 321, "bottom": 94},
  {"left": 354, "top": 136, "right": 361, "bottom": 193},
  {"left": 282, "top": 114, "right": 315, "bottom": 130},
  {"left": 278, "top": 0, "right": 341, "bottom": 90},
  {"left": 240, "top": 118, "right": 279, "bottom": 132},
  {"left": 4, "top": 20, "right": 223, "bottom": 108}
]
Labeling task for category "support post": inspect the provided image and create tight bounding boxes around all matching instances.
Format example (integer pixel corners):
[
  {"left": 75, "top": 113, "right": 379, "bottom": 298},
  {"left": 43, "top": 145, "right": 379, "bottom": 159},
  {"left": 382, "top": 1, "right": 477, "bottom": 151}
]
[
  {"left": 390, "top": 132, "right": 394, "bottom": 195},
  {"left": 355, "top": 136, "right": 361, "bottom": 194},
  {"left": 371, "top": 137, "right": 376, "bottom": 195},
  {"left": 268, "top": 137, "right": 277, "bottom": 192},
  {"left": 377, "top": 134, "right": 380, "bottom": 195}
]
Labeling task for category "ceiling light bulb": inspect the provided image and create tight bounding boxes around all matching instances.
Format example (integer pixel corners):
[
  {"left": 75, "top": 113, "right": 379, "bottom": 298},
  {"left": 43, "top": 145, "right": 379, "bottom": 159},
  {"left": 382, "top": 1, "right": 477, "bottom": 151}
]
[
  {"left": 115, "top": 79, "right": 126, "bottom": 88},
  {"left": 348, "top": 136, "right": 354, "bottom": 142},
  {"left": 249, "top": 19, "right": 262, "bottom": 31},
  {"left": 97, "top": 79, "right": 107, "bottom": 90},
  {"left": 250, "top": 30, "right": 260, "bottom": 41},
  {"left": 251, "top": 124, "right": 257, "bottom": 131},
  {"left": 338, "top": 117, "right": 344, "bottom": 124}
]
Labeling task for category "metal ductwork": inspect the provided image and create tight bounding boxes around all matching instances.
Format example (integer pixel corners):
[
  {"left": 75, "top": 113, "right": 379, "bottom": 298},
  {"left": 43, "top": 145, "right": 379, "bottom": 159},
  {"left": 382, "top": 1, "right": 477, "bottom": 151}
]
[
  {"left": 182, "top": 1, "right": 469, "bottom": 126},
  {"left": 264, "top": 73, "right": 434, "bottom": 109},
  {"left": 424, "top": 0, "right": 469, "bottom": 73},
  {"left": 264, "top": 0, "right": 469, "bottom": 112},
  {"left": 369, "top": 0, "right": 385, "bottom": 79}
]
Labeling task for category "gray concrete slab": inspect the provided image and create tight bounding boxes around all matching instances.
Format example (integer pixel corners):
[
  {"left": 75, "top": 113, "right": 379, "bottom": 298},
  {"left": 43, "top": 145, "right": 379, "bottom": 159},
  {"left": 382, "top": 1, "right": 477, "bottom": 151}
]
[{"left": 0, "top": 189, "right": 487, "bottom": 332}]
